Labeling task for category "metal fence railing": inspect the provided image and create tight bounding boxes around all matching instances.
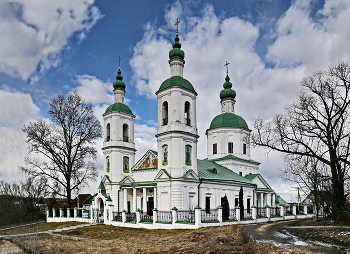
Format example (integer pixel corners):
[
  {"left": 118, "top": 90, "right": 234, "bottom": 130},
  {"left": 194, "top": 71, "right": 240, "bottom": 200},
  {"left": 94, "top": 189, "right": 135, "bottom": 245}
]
[
  {"left": 201, "top": 209, "right": 219, "bottom": 222},
  {"left": 270, "top": 207, "right": 281, "bottom": 217},
  {"left": 177, "top": 210, "right": 195, "bottom": 223},
  {"left": 125, "top": 212, "right": 136, "bottom": 223},
  {"left": 140, "top": 212, "right": 153, "bottom": 222},
  {"left": 223, "top": 209, "right": 236, "bottom": 221},
  {"left": 257, "top": 207, "right": 267, "bottom": 218},
  {"left": 156, "top": 211, "right": 172, "bottom": 223},
  {"left": 242, "top": 209, "right": 253, "bottom": 220},
  {"left": 112, "top": 212, "right": 122, "bottom": 221}
]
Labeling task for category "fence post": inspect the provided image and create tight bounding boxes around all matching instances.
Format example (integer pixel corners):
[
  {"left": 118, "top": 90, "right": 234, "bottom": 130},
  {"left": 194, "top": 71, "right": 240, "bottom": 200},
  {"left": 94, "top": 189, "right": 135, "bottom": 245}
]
[
  {"left": 292, "top": 204, "right": 297, "bottom": 216},
  {"left": 251, "top": 205, "right": 257, "bottom": 220},
  {"left": 280, "top": 206, "right": 285, "bottom": 217},
  {"left": 46, "top": 208, "right": 50, "bottom": 219},
  {"left": 171, "top": 207, "right": 178, "bottom": 225},
  {"left": 74, "top": 207, "right": 77, "bottom": 218},
  {"left": 122, "top": 210, "right": 126, "bottom": 223},
  {"left": 235, "top": 206, "right": 240, "bottom": 221},
  {"left": 108, "top": 205, "right": 114, "bottom": 222},
  {"left": 136, "top": 208, "right": 141, "bottom": 223},
  {"left": 217, "top": 206, "right": 223, "bottom": 223},
  {"left": 66, "top": 208, "right": 70, "bottom": 218},
  {"left": 265, "top": 205, "right": 271, "bottom": 220},
  {"left": 304, "top": 205, "right": 308, "bottom": 215},
  {"left": 153, "top": 208, "right": 158, "bottom": 224},
  {"left": 194, "top": 205, "right": 201, "bottom": 227},
  {"left": 60, "top": 208, "right": 63, "bottom": 217}
]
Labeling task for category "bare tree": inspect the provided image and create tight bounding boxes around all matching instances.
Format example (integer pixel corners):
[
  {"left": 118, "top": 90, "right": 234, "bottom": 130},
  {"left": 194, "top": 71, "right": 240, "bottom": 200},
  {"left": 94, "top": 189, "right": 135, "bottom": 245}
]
[
  {"left": 281, "top": 155, "right": 332, "bottom": 220},
  {"left": 252, "top": 61, "right": 350, "bottom": 222},
  {"left": 21, "top": 93, "right": 102, "bottom": 207}
]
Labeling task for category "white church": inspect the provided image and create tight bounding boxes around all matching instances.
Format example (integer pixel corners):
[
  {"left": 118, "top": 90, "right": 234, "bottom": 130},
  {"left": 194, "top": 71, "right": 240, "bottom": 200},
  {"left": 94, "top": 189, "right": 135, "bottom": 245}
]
[{"left": 91, "top": 28, "right": 277, "bottom": 221}]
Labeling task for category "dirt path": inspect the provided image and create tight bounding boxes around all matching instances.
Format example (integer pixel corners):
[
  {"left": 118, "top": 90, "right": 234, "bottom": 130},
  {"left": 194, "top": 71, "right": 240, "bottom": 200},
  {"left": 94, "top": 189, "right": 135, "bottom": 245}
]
[{"left": 241, "top": 220, "right": 350, "bottom": 254}]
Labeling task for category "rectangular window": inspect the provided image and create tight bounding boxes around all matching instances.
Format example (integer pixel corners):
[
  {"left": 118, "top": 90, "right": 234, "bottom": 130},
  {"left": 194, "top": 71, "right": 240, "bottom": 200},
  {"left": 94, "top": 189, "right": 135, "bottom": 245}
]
[
  {"left": 228, "top": 142, "right": 233, "bottom": 153},
  {"left": 243, "top": 143, "right": 247, "bottom": 154},
  {"left": 213, "top": 143, "right": 217, "bottom": 154},
  {"left": 205, "top": 197, "right": 210, "bottom": 213},
  {"left": 235, "top": 198, "right": 239, "bottom": 207},
  {"left": 247, "top": 198, "right": 251, "bottom": 213}
]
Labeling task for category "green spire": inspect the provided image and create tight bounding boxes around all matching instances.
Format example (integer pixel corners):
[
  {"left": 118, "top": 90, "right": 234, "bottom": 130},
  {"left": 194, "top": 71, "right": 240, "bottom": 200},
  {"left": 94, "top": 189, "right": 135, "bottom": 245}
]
[
  {"left": 220, "top": 72, "right": 236, "bottom": 100},
  {"left": 113, "top": 57, "right": 126, "bottom": 90},
  {"left": 169, "top": 20, "right": 185, "bottom": 60}
]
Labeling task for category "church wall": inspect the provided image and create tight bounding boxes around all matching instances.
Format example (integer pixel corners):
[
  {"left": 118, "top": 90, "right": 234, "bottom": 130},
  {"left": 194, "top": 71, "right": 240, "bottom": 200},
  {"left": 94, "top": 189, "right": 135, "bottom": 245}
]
[
  {"left": 199, "top": 182, "right": 255, "bottom": 210},
  {"left": 213, "top": 159, "right": 259, "bottom": 176},
  {"left": 157, "top": 88, "right": 197, "bottom": 135},
  {"left": 131, "top": 168, "right": 159, "bottom": 182},
  {"left": 207, "top": 127, "right": 251, "bottom": 161}
]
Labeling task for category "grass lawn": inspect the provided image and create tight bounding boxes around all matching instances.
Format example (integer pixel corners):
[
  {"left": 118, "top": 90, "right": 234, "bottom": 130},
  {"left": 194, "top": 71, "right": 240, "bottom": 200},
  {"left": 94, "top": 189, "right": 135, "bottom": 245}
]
[{"left": 3, "top": 223, "right": 309, "bottom": 254}]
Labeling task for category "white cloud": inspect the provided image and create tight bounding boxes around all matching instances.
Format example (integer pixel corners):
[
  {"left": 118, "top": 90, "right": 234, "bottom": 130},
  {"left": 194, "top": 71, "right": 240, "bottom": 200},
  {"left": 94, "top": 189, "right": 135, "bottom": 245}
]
[
  {"left": 0, "top": 89, "right": 42, "bottom": 182},
  {"left": 0, "top": 89, "right": 41, "bottom": 128},
  {"left": 0, "top": 127, "right": 28, "bottom": 181},
  {"left": 0, "top": 0, "right": 102, "bottom": 80},
  {"left": 75, "top": 75, "right": 114, "bottom": 105}
]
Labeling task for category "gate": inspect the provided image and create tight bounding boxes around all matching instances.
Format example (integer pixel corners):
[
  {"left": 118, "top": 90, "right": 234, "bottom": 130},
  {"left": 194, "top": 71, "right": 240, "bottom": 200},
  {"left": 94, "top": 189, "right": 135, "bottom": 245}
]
[{"left": 92, "top": 208, "right": 104, "bottom": 223}]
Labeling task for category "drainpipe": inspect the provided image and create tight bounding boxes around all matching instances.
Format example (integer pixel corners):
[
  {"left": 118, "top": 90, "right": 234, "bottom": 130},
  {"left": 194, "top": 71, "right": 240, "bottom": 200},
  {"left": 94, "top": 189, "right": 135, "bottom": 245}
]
[
  {"left": 253, "top": 185, "right": 257, "bottom": 207},
  {"left": 118, "top": 186, "right": 122, "bottom": 213},
  {"left": 197, "top": 179, "right": 202, "bottom": 207}
]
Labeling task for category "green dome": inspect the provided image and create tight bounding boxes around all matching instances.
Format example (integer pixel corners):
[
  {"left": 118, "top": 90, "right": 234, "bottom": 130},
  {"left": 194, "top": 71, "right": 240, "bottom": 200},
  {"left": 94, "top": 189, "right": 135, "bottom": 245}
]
[
  {"left": 209, "top": 113, "right": 248, "bottom": 130},
  {"left": 169, "top": 34, "right": 184, "bottom": 60},
  {"left": 169, "top": 48, "right": 185, "bottom": 59},
  {"left": 220, "top": 74, "right": 236, "bottom": 100},
  {"left": 113, "top": 69, "right": 126, "bottom": 90},
  {"left": 220, "top": 89, "right": 236, "bottom": 100},
  {"left": 158, "top": 76, "right": 196, "bottom": 93},
  {"left": 105, "top": 103, "right": 133, "bottom": 115}
]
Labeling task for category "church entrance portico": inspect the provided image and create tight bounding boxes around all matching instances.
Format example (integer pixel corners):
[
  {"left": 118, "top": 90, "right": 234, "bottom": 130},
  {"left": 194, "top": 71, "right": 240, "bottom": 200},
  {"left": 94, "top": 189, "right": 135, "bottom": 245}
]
[{"left": 121, "top": 186, "right": 157, "bottom": 214}]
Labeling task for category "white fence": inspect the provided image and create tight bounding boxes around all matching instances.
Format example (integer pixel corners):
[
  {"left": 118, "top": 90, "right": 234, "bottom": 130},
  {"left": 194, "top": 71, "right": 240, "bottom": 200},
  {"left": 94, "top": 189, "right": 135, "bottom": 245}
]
[{"left": 47, "top": 205, "right": 315, "bottom": 229}]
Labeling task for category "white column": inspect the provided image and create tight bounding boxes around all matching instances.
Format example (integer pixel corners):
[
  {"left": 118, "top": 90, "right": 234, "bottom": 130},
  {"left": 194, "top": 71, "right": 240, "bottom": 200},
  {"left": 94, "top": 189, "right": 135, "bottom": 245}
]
[
  {"left": 266, "top": 193, "right": 270, "bottom": 206},
  {"left": 143, "top": 187, "right": 147, "bottom": 212},
  {"left": 133, "top": 188, "right": 137, "bottom": 212},
  {"left": 154, "top": 187, "right": 157, "bottom": 208},
  {"left": 123, "top": 188, "right": 128, "bottom": 211}
]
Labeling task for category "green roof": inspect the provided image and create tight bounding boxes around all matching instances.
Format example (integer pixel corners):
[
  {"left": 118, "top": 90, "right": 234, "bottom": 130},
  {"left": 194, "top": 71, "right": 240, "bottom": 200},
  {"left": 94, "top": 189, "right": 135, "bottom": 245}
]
[
  {"left": 275, "top": 194, "right": 288, "bottom": 206},
  {"left": 105, "top": 103, "right": 133, "bottom": 115},
  {"left": 99, "top": 181, "right": 105, "bottom": 190},
  {"left": 197, "top": 159, "right": 254, "bottom": 184},
  {"left": 158, "top": 76, "right": 196, "bottom": 93},
  {"left": 208, "top": 155, "right": 260, "bottom": 165},
  {"left": 244, "top": 173, "right": 259, "bottom": 181},
  {"left": 209, "top": 113, "right": 248, "bottom": 130}
]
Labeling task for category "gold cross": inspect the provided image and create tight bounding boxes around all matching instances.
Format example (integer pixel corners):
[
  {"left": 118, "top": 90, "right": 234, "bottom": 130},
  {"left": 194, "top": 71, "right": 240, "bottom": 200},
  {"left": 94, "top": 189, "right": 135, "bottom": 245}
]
[
  {"left": 224, "top": 61, "right": 230, "bottom": 75},
  {"left": 174, "top": 19, "right": 180, "bottom": 34},
  {"left": 118, "top": 56, "right": 122, "bottom": 69}
]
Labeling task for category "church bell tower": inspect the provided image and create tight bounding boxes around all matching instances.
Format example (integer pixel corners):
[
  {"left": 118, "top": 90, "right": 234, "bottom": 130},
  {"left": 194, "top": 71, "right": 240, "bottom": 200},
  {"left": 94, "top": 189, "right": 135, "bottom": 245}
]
[{"left": 155, "top": 22, "right": 199, "bottom": 178}]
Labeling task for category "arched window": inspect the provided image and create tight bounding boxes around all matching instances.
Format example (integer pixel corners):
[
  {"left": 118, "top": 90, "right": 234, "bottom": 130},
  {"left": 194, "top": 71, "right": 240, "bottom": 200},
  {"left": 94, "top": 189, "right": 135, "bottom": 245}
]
[
  {"left": 185, "top": 145, "right": 192, "bottom": 166},
  {"left": 123, "top": 156, "right": 129, "bottom": 173},
  {"left": 184, "top": 101, "right": 191, "bottom": 126},
  {"left": 162, "top": 144, "right": 168, "bottom": 165},
  {"left": 162, "top": 101, "right": 168, "bottom": 125},
  {"left": 123, "top": 124, "right": 129, "bottom": 142},
  {"left": 106, "top": 123, "right": 110, "bottom": 141},
  {"left": 106, "top": 156, "right": 110, "bottom": 172}
]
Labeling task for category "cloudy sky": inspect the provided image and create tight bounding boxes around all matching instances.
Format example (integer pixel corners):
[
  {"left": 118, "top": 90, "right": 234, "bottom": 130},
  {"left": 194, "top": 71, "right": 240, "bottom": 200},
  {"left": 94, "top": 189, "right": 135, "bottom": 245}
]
[{"left": 1, "top": 0, "right": 350, "bottom": 201}]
